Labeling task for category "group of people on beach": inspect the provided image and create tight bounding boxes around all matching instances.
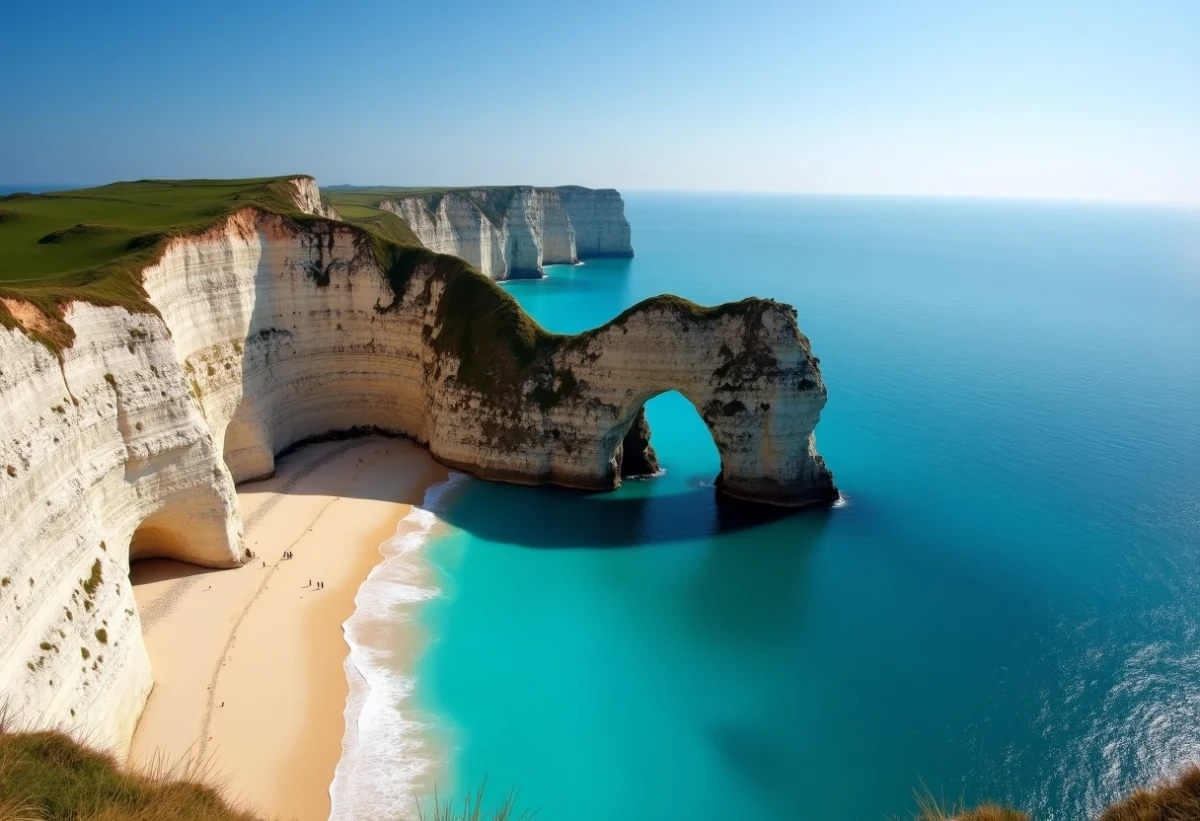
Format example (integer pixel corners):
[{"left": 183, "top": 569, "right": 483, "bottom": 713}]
[{"left": 278, "top": 550, "right": 325, "bottom": 588}]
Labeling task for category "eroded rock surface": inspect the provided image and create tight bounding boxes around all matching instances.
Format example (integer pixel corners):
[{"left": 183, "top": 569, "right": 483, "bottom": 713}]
[
  {"left": 0, "top": 180, "right": 833, "bottom": 754},
  {"left": 382, "top": 186, "right": 633, "bottom": 280}
]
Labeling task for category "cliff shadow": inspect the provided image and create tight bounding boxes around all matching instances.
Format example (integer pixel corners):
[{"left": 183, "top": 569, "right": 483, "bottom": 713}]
[
  {"left": 429, "top": 476, "right": 833, "bottom": 550},
  {"left": 129, "top": 558, "right": 218, "bottom": 586}
]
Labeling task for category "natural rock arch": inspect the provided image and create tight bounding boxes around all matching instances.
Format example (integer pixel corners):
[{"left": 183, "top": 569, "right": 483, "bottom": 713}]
[{"left": 424, "top": 295, "right": 839, "bottom": 507}]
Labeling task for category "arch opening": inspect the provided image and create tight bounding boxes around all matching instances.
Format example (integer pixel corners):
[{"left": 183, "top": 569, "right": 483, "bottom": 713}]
[{"left": 608, "top": 389, "right": 726, "bottom": 488}]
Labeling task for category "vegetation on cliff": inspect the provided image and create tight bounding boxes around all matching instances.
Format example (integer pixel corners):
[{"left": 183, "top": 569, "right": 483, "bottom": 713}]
[
  {"left": 0, "top": 176, "right": 705, "bottom": 403},
  {"left": 0, "top": 728, "right": 257, "bottom": 821},
  {"left": 328, "top": 185, "right": 535, "bottom": 227},
  {"left": 4, "top": 728, "right": 1200, "bottom": 821},
  {"left": 0, "top": 177, "right": 342, "bottom": 349},
  {"left": 0, "top": 729, "right": 531, "bottom": 821}
]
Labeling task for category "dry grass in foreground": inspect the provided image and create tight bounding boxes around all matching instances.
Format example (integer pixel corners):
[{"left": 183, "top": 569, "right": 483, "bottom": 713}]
[
  {"left": 416, "top": 781, "right": 538, "bottom": 821},
  {"left": 909, "top": 786, "right": 1031, "bottom": 821},
  {"left": 910, "top": 765, "right": 1200, "bottom": 821},
  {"left": 0, "top": 727, "right": 256, "bottom": 821},
  {"left": 0, "top": 724, "right": 537, "bottom": 821},
  {"left": 1096, "top": 765, "right": 1200, "bottom": 821},
  {"left": 5, "top": 723, "right": 1200, "bottom": 821}
]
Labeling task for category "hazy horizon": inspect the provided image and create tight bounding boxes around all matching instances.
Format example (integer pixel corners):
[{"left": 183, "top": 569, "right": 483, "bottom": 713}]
[{"left": 3, "top": 0, "right": 1197, "bottom": 205}]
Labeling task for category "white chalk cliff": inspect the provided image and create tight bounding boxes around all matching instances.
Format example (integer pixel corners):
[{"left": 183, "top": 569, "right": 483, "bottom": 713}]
[
  {"left": 381, "top": 186, "right": 633, "bottom": 280},
  {"left": 0, "top": 176, "right": 833, "bottom": 757}
]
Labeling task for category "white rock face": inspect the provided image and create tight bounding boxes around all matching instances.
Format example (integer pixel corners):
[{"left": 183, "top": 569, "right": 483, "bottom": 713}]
[
  {"left": 556, "top": 186, "right": 634, "bottom": 259},
  {"left": 381, "top": 186, "right": 631, "bottom": 280},
  {"left": 0, "top": 180, "right": 832, "bottom": 756},
  {"left": 425, "top": 298, "right": 837, "bottom": 506},
  {"left": 0, "top": 303, "right": 242, "bottom": 755}
]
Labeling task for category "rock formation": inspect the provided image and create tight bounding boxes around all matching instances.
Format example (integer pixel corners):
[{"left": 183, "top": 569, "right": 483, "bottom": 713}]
[
  {"left": 0, "top": 176, "right": 834, "bottom": 756},
  {"left": 379, "top": 186, "right": 633, "bottom": 280}
]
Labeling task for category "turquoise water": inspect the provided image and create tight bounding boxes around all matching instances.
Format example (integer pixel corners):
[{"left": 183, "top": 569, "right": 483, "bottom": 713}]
[{"left": 415, "top": 195, "right": 1200, "bottom": 820}]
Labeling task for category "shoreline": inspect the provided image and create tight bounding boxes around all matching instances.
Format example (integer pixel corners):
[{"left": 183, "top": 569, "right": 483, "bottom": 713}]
[
  {"left": 330, "top": 474, "right": 467, "bottom": 821},
  {"left": 129, "top": 437, "right": 448, "bottom": 821}
]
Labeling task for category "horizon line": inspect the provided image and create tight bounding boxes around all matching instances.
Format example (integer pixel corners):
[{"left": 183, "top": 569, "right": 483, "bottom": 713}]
[{"left": 3, "top": 180, "right": 1196, "bottom": 210}]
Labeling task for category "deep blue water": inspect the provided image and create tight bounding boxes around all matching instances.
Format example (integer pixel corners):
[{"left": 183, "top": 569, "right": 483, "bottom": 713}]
[{"left": 415, "top": 195, "right": 1200, "bottom": 820}]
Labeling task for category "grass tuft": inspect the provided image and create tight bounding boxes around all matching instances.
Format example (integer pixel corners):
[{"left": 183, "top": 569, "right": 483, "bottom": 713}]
[
  {"left": 0, "top": 176, "right": 323, "bottom": 351},
  {"left": 1098, "top": 765, "right": 1200, "bottom": 821},
  {"left": 416, "top": 780, "right": 538, "bottom": 821},
  {"left": 905, "top": 785, "right": 1029, "bottom": 821}
]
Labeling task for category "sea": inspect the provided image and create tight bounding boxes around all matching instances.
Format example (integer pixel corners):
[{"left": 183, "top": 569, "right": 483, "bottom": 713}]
[{"left": 334, "top": 194, "right": 1200, "bottom": 821}]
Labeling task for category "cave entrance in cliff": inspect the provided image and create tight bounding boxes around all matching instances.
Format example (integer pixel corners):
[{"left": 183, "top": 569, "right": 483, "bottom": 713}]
[
  {"left": 615, "top": 391, "right": 722, "bottom": 482},
  {"left": 128, "top": 511, "right": 196, "bottom": 565},
  {"left": 128, "top": 511, "right": 213, "bottom": 589}
]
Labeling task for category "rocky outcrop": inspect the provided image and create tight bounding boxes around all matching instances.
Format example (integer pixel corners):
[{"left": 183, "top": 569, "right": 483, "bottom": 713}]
[
  {"left": 555, "top": 186, "right": 634, "bottom": 259},
  {"left": 619, "top": 408, "right": 660, "bottom": 477},
  {"left": 380, "top": 186, "right": 632, "bottom": 280},
  {"left": 0, "top": 303, "right": 243, "bottom": 754},
  {"left": 0, "top": 178, "right": 833, "bottom": 755}
]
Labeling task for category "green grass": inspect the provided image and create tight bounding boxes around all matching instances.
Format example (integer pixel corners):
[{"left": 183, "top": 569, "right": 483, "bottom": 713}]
[
  {"left": 325, "top": 186, "right": 529, "bottom": 228},
  {"left": 0, "top": 176, "right": 330, "bottom": 349},
  {"left": 0, "top": 175, "right": 776, "bottom": 417}
]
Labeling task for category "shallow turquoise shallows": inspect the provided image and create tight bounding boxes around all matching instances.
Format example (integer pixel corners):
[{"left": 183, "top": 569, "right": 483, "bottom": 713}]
[{"left": 414, "top": 195, "right": 1200, "bottom": 820}]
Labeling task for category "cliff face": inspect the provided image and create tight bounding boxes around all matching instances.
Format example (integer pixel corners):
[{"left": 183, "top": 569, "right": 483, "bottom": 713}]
[
  {"left": 380, "top": 186, "right": 632, "bottom": 280},
  {"left": 423, "top": 296, "right": 837, "bottom": 506},
  {"left": 0, "top": 179, "right": 833, "bottom": 755},
  {"left": 0, "top": 303, "right": 243, "bottom": 752}
]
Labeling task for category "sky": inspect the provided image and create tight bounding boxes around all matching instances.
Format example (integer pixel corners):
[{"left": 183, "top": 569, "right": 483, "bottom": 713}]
[{"left": 1, "top": 0, "right": 1197, "bottom": 203}]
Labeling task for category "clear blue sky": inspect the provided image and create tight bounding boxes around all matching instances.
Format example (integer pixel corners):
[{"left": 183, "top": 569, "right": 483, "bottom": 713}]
[{"left": 2, "top": 0, "right": 1197, "bottom": 203}]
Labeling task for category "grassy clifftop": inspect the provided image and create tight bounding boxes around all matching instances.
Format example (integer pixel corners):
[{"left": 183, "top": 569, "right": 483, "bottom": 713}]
[
  {"left": 0, "top": 176, "right": 760, "bottom": 412},
  {"left": 326, "top": 185, "right": 529, "bottom": 228},
  {"left": 0, "top": 177, "right": 322, "bottom": 347}
]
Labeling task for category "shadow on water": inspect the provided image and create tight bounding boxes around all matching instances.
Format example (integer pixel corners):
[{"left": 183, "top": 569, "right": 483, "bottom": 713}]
[{"left": 431, "top": 475, "right": 832, "bottom": 549}]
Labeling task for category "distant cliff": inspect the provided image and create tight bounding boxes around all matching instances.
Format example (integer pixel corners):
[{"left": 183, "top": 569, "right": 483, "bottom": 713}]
[
  {"left": 0, "top": 175, "right": 833, "bottom": 756},
  {"left": 333, "top": 186, "right": 633, "bottom": 280}
]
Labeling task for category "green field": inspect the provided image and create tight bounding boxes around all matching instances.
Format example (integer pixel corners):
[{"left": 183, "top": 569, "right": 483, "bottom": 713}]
[
  {"left": 0, "top": 176, "right": 560, "bottom": 374},
  {"left": 0, "top": 176, "right": 427, "bottom": 349},
  {"left": 325, "top": 186, "right": 526, "bottom": 228}
]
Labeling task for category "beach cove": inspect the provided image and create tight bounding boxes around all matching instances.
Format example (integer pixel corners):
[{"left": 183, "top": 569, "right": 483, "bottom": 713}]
[{"left": 129, "top": 438, "right": 447, "bottom": 821}]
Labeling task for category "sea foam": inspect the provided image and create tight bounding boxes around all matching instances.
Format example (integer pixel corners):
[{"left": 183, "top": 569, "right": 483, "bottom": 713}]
[{"left": 329, "top": 473, "right": 468, "bottom": 821}]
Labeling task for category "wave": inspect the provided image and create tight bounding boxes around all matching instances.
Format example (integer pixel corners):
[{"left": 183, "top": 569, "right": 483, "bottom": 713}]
[{"left": 329, "top": 473, "right": 469, "bottom": 821}]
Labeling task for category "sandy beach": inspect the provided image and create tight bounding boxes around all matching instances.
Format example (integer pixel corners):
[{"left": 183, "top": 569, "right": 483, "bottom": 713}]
[{"left": 129, "top": 437, "right": 447, "bottom": 821}]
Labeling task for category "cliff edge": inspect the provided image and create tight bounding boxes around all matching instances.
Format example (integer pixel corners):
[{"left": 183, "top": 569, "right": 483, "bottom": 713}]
[
  {"left": 326, "top": 185, "right": 633, "bottom": 280},
  {"left": 0, "top": 175, "right": 834, "bottom": 754}
]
